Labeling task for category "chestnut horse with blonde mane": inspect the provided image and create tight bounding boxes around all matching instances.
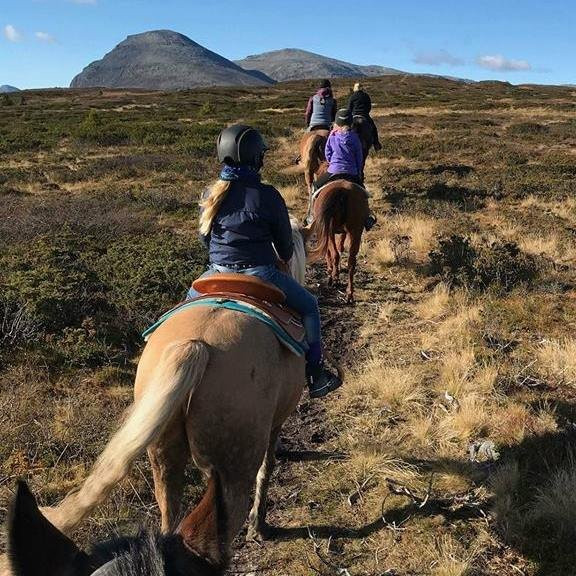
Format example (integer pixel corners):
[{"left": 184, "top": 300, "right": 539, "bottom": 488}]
[
  {"left": 2, "top": 225, "right": 310, "bottom": 576},
  {"left": 310, "top": 180, "right": 369, "bottom": 304}
]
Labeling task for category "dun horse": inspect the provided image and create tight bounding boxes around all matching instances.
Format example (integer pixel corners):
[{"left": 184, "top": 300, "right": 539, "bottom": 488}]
[
  {"left": 310, "top": 180, "right": 369, "bottom": 304},
  {"left": 3, "top": 225, "right": 313, "bottom": 576},
  {"left": 299, "top": 129, "right": 329, "bottom": 193}
]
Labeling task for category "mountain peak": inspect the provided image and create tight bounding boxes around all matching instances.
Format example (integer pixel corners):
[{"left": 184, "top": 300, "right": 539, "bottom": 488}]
[
  {"left": 235, "top": 49, "right": 403, "bottom": 82},
  {"left": 70, "top": 30, "right": 273, "bottom": 90},
  {"left": 122, "top": 30, "right": 201, "bottom": 48}
]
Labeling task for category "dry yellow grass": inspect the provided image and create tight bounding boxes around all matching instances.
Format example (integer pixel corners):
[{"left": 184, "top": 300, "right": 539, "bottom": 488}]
[
  {"left": 373, "top": 213, "right": 437, "bottom": 267},
  {"left": 428, "top": 535, "right": 480, "bottom": 576},
  {"left": 342, "top": 450, "right": 420, "bottom": 487},
  {"left": 421, "top": 298, "right": 481, "bottom": 352},
  {"left": 438, "top": 348, "right": 476, "bottom": 397},
  {"left": 537, "top": 338, "right": 576, "bottom": 384},
  {"left": 438, "top": 393, "right": 490, "bottom": 445},
  {"left": 373, "top": 236, "right": 397, "bottom": 267},
  {"left": 345, "top": 358, "right": 426, "bottom": 412},
  {"left": 492, "top": 403, "right": 532, "bottom": 444},
  {"left": 406, "top": 412, "right": 437, "bottom": 448},
  {"left": 279, "top": 183, "right": 306, "bottom": 210},
  {"left": 472, "top": 363, "right": 499, "bottom": 396},
  {"left": 417, "top": 282, "right": 451, "bottom": 320}
]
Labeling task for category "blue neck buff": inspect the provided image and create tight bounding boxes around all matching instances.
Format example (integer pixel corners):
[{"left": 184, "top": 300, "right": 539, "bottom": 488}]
[{"left": 220, "top": 164, "right": 261, "bottom": 184}]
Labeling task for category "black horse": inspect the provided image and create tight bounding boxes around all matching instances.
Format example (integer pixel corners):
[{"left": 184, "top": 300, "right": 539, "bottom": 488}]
[{"left": 4, "top": 481, "right": 225, "bottom": 576}]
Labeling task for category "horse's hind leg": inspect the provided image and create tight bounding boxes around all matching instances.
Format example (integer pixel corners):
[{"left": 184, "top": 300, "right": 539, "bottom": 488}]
[
  {"left": 326, "top": 234, "right": 340, "bottom": 286},
  {"left": 148, "top": 418, "right": 190, "bottom": 533},
  {"left": 337, "top": 232, "right": 346, "bottom": 255},
  {"left": 246, "top": 426, "right": 281, "bottom": 541}
]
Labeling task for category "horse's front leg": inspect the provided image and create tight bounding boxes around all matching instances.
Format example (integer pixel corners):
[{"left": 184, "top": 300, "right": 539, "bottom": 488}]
[{"left": 346, "top": 237, "right": 361, "bottom": 304}]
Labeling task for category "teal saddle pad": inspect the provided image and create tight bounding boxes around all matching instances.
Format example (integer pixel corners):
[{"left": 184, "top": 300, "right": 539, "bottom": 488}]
[{"left": 142, "top": 297, "right": 306, "bottom": 357}]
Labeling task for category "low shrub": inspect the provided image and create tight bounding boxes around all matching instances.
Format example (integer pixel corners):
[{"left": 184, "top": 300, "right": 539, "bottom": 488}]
[{"left": 429, "top": 235, "right": 540, "bottom": 290}]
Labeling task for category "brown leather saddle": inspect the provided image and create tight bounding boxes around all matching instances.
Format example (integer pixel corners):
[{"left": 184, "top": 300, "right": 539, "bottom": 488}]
[{"left": 191, "top": 274, "right": 305, "bottom": 344}]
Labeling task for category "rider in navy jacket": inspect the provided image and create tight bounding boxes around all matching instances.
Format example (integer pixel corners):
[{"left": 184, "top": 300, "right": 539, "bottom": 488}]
[
  {"left": 200, "top": 178, "right": 294, "bottom": 268},
  {"left": 191, "top": 124, "right": 342, "bottom": 399}
]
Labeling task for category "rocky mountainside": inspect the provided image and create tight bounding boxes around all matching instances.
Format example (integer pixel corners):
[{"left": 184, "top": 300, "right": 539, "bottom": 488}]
[
  {"left": 70, "top": 30, "right": 274, "bottom": 90},
  {"left": 0, "top": 85, "right": 21, "bottom": 93},
  {"left": 235, "top": 48, "right": 405, "bottom": 82}
]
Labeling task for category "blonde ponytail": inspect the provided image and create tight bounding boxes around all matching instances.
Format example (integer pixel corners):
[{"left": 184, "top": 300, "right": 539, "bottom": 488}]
[{"left": 199, "top": 179, "right": 232, "bottom": 236}]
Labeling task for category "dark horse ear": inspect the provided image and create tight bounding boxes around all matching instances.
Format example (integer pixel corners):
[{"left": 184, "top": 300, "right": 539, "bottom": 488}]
[
  {"left": 7, "top": 481, "right": 92, "bottom": 576},
  {"left": 176, "top": 473, "right": 227, "bottom": 571}
]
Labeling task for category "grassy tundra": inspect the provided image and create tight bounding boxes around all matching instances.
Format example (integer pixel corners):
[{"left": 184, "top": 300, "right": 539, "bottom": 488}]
[{"left": 1, "top": 77, "right": 576, "bottom": 575}]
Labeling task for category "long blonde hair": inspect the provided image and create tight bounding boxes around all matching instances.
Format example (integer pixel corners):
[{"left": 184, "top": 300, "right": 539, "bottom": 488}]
[{"left": 199, "top": 179, "right": 232, "bottom": 236}]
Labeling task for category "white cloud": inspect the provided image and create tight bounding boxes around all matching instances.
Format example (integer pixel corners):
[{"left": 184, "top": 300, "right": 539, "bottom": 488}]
[
  {"left": 3, "top": 24, "right": 22, "bottom": 42},
  {"left": 413, "top": 50, "right": 464, "bottom": 67},
  {"left": 35, "top": 31, "right": 55, "bottom": 43},
  {"left": 477, "top": 54, "right": 532, "bottom": 72}
]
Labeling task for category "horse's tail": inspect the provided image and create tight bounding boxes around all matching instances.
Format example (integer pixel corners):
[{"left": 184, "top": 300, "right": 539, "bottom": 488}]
[
  {"left": 41, "top": 340, "right": 209, "bottom": 535},
  {"left": 308, "top": 187, "right": 346, "bottom": 262}
]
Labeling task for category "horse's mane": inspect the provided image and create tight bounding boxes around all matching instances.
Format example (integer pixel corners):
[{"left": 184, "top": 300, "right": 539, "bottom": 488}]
[
  {"left": 90, "top": 532, "right": 219, "bottom": 576},
  {"left": 289, "top": 217, "right": 306, "bottom": 285}
]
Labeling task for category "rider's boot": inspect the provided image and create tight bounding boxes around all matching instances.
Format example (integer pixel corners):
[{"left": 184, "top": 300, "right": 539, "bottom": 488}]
[
  {"left": 365, "top": 213, "right": 377, "bottom": 231},
  {"left": 305, "top": 342, "right": 342, "bottom": 398},
  {"left": 306, "top": 362, "right": 342, "bottom": 398}
]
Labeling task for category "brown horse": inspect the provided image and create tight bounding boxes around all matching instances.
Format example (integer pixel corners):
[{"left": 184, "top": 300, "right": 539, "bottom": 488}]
[
  {"left": 309, "top": 180, "right": 369, "bottom": 304},
  {"left": 299, "top": 129, "right": 329, "bottom": 193},
  {"left": 3, "top": 226, "right": 312, "bottom": 576}
]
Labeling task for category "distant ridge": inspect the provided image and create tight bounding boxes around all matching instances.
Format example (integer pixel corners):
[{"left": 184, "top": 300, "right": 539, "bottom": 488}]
[
  {"left": 0, "top": 85, "right": 21, "bottom": 93},
  {"left": 235, "top": 48, "right": 405, "bottom": 82},
  {"left": 70, "top": 30, "right": 275, "bottom": 90}
]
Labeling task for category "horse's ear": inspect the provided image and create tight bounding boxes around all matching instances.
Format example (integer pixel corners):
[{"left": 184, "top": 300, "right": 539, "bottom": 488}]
[
  {"left": 300, "top": 223, "right": 315, "bottom": 241},
  {"left": 176, "top": 473, "right": 227, "bottom": 570},
  {"left": 7, "top": 481, "right": 91, "bottom": 576}
]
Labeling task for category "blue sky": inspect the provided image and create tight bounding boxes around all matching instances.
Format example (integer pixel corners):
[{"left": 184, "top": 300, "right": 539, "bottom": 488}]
[{"left": 1, "top": 0, "right": 574, "bottom": 89}]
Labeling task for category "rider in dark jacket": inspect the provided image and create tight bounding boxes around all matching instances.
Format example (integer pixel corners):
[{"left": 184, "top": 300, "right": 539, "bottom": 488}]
[
  {"left": 347, "top": 82, "right": 382, "bottom": 151},
  {"left": 190, "top": 124, "right": 342, "bottom": 399}
]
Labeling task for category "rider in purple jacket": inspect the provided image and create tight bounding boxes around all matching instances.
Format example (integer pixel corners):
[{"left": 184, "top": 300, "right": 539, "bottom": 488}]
[
  {"left": 314, "top": 108, "right": 364, "bottom": 188},
  {"left": 312, "top": 109, "right": 377, "bottom": 230}
]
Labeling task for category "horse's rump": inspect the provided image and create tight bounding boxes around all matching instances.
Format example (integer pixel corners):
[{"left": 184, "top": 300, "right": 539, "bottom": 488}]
[
  {"left": 300, "top": 130, "right": 328, "bottom": 163},
  {"left": 308, "top": 181, "right": 368, "bottom": 261},
  {"left": 139, "top": 306, "right": 304, "bottom": 432},
  {"left": 352, "top": 116, "right": 373, "bottom": 157}
]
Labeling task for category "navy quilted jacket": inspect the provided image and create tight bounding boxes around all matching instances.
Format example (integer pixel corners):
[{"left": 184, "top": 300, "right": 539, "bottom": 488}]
[{"left": 200, "top": 181, "right": 294, "bottom": 267}]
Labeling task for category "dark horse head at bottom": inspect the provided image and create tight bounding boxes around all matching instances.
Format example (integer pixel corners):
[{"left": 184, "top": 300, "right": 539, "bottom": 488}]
[{"left": 5, "top": 481, "right": 225, "bottom": 576}]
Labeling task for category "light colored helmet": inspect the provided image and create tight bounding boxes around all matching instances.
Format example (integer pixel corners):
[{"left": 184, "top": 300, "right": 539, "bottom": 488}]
[{"left": 353, "top": 82, "right": 363, "bottom": 91}]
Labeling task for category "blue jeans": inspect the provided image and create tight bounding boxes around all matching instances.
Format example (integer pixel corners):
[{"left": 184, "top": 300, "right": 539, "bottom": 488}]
[{"left": 187, "top": 264, "right": 321, "bottom": 355}]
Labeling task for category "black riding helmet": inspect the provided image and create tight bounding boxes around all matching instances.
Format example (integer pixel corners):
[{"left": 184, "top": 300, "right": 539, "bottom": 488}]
[
  {"left": 335, "top": 108, "right": 352, "bottom": 127},
  {"left": 217, "top": 124, "right": 268, "bottom": 169}
]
